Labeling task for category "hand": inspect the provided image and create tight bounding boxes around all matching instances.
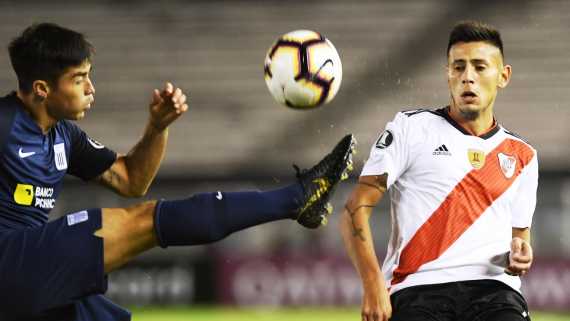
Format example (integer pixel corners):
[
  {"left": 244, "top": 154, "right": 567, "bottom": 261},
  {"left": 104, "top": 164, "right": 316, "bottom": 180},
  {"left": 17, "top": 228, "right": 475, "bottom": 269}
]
[
  {"left": 505, "top": 237, "right": 533, "bottom": 276},
  {"left": 361, "top": 282, "right": 392, "bottom": 321},
  {"left": 149, "top": 82, "right": 189, "bottom": 131}
]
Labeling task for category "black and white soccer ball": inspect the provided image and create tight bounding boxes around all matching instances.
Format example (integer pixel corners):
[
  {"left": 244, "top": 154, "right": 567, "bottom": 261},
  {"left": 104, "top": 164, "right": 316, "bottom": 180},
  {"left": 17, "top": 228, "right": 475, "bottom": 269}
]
[{"left": 264, "top": 30, "right": 342, "bottom": 109}]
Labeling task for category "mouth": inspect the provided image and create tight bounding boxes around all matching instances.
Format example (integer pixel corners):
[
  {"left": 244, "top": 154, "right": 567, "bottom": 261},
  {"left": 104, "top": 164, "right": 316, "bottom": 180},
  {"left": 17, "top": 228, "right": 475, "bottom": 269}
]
[
  {"left": 460, "top": 91, "right": 478, "bottom": 103},
  {"left": 461, "top": 91, "right": 477, "bottom": 98}
]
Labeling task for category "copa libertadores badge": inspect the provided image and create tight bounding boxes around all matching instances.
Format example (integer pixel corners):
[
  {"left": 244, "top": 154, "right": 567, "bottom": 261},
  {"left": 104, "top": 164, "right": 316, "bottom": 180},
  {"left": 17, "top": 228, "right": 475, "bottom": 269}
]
[{"left": 375, "top": 130, "right": 393, "bottom": 149}]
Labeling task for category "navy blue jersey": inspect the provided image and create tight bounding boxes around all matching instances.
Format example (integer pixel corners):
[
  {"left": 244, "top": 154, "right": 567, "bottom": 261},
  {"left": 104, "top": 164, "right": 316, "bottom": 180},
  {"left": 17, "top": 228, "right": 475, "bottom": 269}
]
[{"left": 0, "top": 92, "right": 116, "bottom": 229}]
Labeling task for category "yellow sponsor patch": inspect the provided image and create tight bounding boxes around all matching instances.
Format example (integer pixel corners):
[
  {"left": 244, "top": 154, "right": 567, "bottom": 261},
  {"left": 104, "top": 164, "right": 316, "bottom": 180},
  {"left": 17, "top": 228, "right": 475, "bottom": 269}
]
[{"left": 14, "top": 183, "right": 34, "bottom": 205}]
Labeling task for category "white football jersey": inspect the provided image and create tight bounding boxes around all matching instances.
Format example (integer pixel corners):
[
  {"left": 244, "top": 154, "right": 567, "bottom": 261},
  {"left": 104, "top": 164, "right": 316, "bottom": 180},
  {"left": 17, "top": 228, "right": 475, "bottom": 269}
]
[{"left": 361, "top": 108, "right": 538, "bottom": 294}]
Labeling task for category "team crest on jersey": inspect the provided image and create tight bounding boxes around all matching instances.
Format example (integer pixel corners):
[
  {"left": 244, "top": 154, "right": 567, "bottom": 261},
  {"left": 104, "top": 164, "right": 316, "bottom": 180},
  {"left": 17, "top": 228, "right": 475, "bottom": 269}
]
[
  {"left": 467, "top": 149, "right": 485, "bottom": 169},
  {"left": 375, "top": 130, "right": 393, "bottom": 149},
  {"left": 498, "top": 153, "right": 517, "bottom": 178},
  {"left": 54, "top": 143, "right": 68, "bottom": 171}
]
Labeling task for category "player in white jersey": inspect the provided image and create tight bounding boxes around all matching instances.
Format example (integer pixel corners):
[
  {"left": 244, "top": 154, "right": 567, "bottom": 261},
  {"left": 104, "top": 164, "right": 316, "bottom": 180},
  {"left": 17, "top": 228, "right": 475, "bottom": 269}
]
[{"left": 340, "top": 21, "right": 537, "bottom": 321}]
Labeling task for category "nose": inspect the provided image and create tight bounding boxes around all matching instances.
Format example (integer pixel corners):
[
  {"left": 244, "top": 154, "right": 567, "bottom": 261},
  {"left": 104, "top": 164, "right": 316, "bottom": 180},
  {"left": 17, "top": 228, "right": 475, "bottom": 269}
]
[
  {"left": 461, "top": 65, "right": 475, "bottom": 85},
  {"left": 85, "top": 77, "right": 95, "bottom": 95}
]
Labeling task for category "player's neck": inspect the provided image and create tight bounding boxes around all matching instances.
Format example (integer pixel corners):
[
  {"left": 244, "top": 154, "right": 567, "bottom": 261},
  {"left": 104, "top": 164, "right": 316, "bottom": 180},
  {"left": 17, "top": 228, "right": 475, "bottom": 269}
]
[
  {"left": 17, "top": 90, "right": 57, "bottom": 134},
  {"left": 447, "top": 105, "right": 496, "bottom": 137}
]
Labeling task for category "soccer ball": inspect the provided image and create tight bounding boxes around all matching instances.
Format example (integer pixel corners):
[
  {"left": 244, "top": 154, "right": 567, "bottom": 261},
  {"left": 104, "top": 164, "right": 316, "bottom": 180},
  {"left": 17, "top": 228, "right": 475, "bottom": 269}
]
[{"left": 264, "top": 30, "right": 342, "bottom": 109}]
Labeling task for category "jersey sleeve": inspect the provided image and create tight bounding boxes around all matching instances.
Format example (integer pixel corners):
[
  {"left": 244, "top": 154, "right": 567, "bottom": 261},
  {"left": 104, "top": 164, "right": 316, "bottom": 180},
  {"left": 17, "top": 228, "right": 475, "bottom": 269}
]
[
  {"left": 65, "top": 121, "right": 117, "bottom": 181},
  {"left": 511, "top": 151, "right": 538, "bottom": 228},
  {"left": 361, "top": 111, "right": 410, "bottom": 189}
]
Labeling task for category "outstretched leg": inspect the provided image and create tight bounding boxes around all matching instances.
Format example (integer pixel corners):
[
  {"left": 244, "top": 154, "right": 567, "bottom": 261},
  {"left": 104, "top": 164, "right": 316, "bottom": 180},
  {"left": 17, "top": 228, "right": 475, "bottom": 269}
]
[{"left": 96, "top": 134, "right": 356, "bottom": 273}]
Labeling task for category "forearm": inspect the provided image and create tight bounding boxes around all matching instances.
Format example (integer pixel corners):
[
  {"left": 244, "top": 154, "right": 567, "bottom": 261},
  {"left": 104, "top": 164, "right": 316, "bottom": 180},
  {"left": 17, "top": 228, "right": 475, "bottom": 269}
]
[
  {"left": 340, "top": 175, "right": 388, "bottom": 285},
  {"left": 507, "top": 227, "right": 533, "bottom": 276},
  {"left": 98, "top": 83, "right": 187, "bottom": 197},
  {"left": 340, "top": 206, "right": 385, "bottom": 287},
  {"left": 512, "top": 227, "right": 530, "bottom": 243},
  {"left": 124, "top": 122, "right": 168, "bottom": 195},
  {"left": 342, "top": 176, "right": 391, "bottom": 320}
]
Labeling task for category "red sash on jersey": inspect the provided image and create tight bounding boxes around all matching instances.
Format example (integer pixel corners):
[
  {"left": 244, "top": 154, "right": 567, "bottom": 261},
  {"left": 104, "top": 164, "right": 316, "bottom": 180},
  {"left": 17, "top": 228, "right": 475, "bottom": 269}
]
[{"left": 391, "top": 138, "right": 534, "bottom": 286}]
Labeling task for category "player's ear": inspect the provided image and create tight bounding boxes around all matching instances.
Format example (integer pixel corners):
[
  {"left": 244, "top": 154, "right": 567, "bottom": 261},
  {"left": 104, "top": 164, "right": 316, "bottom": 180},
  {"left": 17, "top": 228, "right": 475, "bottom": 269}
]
[
  {"left": 444, "top": 63, "right": 450, "bottom": 83},
  {"left": 498, "top": 64, "right": 512, "bottom": 89},
  {"left": 32, "top": 80, "right": 50, "bottom": 101}
]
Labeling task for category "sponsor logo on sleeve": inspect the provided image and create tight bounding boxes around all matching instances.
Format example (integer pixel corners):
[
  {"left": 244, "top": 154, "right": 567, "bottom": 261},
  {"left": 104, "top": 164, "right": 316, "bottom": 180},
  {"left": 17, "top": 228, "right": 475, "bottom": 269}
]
[{"left": 67, "top": 210, "right": 89, "bottom": 226}]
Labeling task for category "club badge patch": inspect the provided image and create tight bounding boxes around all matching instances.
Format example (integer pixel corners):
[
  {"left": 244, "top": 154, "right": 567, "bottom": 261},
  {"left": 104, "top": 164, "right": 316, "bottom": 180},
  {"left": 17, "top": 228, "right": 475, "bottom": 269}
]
[
  {"left": 54, "top": 143, "right": 68, "bottom": 171},
  {"left": 498, "top": 152, "right": 517, "bottom": 178},
  {"left": 467, "top": 149, "right": 485, "bottom": 169},
  {"left": 375, "top": 130, "right": 393, "bottom": 149}
]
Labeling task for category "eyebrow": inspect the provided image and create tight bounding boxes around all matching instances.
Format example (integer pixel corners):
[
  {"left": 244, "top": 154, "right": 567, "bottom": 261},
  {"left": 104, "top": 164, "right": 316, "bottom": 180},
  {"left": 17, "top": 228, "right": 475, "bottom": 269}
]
[
  {"left": 70, "top": 65, "right": 93, "bottom": 78},
  {"left": 71, "top": 72, "right": 88, "bottom": 78},
  {"left": 452, "top": 59, "right": 489, "bottom": 64}
]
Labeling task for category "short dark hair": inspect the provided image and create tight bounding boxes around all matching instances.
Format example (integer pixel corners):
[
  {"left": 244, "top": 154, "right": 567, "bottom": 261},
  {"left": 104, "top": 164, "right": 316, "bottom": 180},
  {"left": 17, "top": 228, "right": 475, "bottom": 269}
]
[
  {"left": 8, "top": 23, "right": 94, "bottom": 93},
  {"left": 447, "top": 21, "right": 504, "bottom": 58}
]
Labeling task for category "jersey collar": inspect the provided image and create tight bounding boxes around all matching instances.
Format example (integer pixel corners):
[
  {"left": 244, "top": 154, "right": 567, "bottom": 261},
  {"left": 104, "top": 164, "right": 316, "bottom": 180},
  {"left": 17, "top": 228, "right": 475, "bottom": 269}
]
[
  {"left": 434, "top": 106, "right": 500, "bottom": 140},
  {"left": 6, "top": 91, "right": 48, "bottom": 135}
]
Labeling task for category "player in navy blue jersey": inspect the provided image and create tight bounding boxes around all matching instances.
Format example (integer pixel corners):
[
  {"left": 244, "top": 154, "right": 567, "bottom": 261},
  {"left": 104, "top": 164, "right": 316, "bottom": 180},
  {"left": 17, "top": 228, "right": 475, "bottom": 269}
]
[{"left": 0, "top": 23, "right": 356, "bottom": 321}]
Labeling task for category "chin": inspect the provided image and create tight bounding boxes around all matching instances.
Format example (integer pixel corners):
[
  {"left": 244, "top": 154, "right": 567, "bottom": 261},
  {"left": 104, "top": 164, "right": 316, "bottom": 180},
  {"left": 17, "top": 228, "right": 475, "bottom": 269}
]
[
  {"left": 73, "top": 112, "right": 86, "bottom": 120},
  {"left": 458, "top": 107, "right": 480, "bottom": 121}
]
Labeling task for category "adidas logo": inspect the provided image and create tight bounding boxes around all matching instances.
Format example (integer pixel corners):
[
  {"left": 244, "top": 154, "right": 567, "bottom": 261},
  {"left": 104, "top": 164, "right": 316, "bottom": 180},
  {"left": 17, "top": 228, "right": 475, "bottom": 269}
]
[{"left": 433, "top": 144, "right": 452, "bottom": 156}]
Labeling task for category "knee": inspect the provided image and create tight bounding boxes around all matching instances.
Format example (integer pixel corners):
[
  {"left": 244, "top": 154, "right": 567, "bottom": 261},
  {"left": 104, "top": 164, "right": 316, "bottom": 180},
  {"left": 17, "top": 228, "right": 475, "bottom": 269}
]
[
  {"left": 100, "top": 201, "right": 158, "bottom": 235},
  {"left": 98, "top": 201, "right": 159, "bottom": 251},
  {"left": 127, "top": 200, "right": 158, "bottom": 218}
]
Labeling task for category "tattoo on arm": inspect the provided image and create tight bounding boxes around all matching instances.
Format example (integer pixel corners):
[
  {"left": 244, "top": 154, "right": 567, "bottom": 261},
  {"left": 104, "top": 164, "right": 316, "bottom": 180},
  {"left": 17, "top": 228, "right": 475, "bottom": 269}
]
[{"left": 345, "top": 204, "right": 375, "bottom": 242}]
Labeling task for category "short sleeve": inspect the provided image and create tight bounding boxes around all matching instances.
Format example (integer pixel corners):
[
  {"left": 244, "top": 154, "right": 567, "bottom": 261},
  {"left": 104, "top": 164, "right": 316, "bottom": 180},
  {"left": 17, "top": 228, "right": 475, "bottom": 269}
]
[
  {"left": 361, "top": 112, "right": 410, "bottom": 188},
  {"left": 511, "top": 151, "right": 538, "bottom": 228},
  {"left": 64, "top": 121, "right": 117, "bottom": 181}
]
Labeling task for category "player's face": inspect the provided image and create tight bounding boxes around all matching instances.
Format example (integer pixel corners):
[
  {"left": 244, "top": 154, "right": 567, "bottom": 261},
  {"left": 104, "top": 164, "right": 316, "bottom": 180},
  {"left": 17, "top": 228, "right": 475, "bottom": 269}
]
[
  {"left": 447, "top": 41, "right": 511, "bottom": 120},
  {"left": 45, "top": 60, "right": 95, "bottom": 121}
]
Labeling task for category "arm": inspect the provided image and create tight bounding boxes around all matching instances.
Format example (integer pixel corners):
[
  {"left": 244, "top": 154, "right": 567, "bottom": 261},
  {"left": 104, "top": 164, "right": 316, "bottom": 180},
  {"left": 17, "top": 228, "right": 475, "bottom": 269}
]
[
  {"left": 506, "top": 227, "right": 533, "bottom": 276},
  {"left": 339, "top": 174, "right": 391, "bottom": 321},
  {"left": 98, "top": 82, "right": 188, "bottom": 197}
]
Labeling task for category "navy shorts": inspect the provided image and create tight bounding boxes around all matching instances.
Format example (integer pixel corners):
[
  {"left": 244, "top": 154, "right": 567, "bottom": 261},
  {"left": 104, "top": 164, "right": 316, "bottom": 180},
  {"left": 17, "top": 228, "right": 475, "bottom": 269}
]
[
  {"left": 0, "top": 209, "right": 130, "bottom": 321},
  {"left": 390, "top": 279, "right": 531, "bottom": 321}
]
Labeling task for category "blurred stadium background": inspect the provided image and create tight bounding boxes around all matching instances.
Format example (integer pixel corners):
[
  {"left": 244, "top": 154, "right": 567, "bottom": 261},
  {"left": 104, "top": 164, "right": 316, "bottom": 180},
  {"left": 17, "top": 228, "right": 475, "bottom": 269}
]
[{"left": 1, "top": 0, "right": 569, "bottom": 319}]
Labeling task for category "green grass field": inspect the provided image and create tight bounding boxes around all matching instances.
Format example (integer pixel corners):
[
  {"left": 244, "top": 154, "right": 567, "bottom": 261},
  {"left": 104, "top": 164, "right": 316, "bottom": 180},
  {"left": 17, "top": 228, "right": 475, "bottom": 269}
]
[{"left": 129, "top": 307, "right": 570, "bottom": 321}]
